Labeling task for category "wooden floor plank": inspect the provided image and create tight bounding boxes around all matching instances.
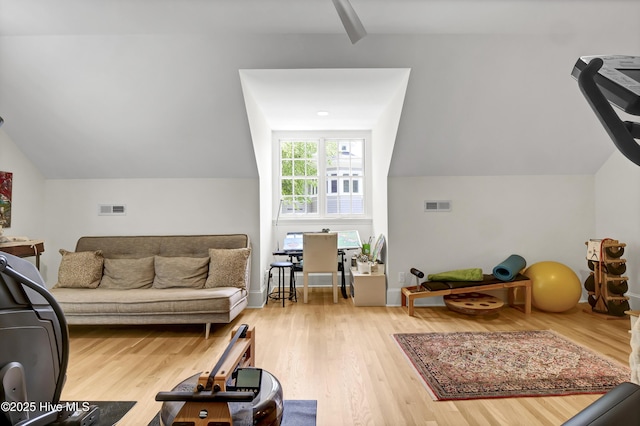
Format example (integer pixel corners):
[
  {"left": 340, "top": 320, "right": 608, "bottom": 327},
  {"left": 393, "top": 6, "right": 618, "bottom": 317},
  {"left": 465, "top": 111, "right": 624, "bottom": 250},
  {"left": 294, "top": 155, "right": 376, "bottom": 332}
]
[{"left": 60, "top": 288, "right": 633, "bottom": 425}]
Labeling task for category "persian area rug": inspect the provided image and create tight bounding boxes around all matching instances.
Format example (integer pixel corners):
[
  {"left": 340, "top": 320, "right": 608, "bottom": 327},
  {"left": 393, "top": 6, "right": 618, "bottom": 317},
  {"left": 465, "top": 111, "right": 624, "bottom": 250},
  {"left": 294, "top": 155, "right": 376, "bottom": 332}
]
[{"left": 393, "top": 330, "right": 630, "bottom": 401}]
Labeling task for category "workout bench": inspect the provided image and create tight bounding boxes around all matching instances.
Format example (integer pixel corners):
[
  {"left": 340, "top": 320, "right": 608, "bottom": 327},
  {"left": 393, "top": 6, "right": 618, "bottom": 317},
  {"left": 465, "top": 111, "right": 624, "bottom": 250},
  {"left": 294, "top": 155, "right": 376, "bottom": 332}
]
[{"left": 401, "top": 268, "right": 532, "bottom": 317}]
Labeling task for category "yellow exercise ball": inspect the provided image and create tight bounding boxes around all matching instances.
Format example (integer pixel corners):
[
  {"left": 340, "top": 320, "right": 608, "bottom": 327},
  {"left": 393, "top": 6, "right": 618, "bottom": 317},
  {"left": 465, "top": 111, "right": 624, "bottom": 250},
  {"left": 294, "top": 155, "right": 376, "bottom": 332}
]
[{"left": 524, "top": 261, "right": 582, "bottom": 313}]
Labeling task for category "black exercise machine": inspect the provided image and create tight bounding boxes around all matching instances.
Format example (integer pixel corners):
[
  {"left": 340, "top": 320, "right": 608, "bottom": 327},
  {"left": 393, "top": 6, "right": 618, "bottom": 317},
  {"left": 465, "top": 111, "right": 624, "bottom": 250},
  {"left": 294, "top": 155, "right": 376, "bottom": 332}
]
[
  {"left": 567, "top": 55, "right": 640, "bottom": 425},
  {"left": 0, "top": 253, "right": 99, "bottom": 425},
  {"left": 572, "top": 55, "right": 640, "bottom": 166}
]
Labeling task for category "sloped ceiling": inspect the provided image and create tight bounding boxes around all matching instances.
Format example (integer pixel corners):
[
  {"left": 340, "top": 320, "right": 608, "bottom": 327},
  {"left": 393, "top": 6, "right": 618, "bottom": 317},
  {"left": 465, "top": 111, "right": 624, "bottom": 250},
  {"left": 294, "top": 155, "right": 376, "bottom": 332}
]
[
  {"left": 0, "top": 0, "right": 639, "bottom": 179},
  {"left": 239, "top": 68, "right": 410, "bottom": 131}
]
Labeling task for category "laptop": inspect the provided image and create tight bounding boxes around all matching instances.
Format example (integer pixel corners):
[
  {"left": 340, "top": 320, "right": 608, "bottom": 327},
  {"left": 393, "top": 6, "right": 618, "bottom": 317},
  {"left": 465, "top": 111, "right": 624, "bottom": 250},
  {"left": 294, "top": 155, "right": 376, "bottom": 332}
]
[{"left": 282, "top": 232, "right": 304, "bottom": 251}]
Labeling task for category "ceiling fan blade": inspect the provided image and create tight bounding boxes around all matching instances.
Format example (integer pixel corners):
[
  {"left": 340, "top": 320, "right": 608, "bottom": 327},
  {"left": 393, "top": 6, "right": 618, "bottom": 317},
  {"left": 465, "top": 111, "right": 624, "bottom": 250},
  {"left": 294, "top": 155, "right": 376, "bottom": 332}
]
[{"left": 331, "top": 0, "right": 367, "bottom": 44}]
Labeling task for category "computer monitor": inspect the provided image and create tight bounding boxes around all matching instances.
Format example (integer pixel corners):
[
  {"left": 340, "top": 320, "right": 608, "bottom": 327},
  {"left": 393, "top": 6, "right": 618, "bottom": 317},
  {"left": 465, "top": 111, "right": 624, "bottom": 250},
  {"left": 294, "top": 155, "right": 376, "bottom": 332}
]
[{"left": 282, "top": 232, "right": 304, "bottom": 251}]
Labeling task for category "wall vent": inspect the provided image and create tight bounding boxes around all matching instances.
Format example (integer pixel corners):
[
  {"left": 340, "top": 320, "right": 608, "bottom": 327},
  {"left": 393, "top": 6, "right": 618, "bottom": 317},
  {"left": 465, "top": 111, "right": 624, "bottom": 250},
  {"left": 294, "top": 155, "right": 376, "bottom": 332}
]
[
  {"left": 424, "top": 200, "right": 452, "bottom": 212},
  {"left": 98, "top": 204, "right": 127, "bottom": 216}
]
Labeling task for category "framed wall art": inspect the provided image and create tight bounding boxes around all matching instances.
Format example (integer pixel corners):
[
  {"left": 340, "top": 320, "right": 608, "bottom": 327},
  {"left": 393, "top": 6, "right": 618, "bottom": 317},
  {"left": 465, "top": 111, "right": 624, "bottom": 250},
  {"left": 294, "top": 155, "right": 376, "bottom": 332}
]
[{"left": 0, "top": 171, "right": 12, "bottom": 228}]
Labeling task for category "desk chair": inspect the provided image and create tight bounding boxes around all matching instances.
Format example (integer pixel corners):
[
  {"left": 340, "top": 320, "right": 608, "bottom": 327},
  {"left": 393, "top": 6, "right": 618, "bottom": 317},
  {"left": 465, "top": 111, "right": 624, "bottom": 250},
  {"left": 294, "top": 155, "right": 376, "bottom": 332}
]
[{"left": 303, "top": 233, "right": 338, "bottom": 303}]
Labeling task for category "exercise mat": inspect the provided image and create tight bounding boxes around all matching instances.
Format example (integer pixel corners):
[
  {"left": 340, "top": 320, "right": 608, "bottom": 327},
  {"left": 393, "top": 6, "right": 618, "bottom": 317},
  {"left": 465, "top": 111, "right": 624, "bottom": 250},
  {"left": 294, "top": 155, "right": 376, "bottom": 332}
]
[
  {"left": 492, "top": 254, "right": 526, "bottom": 281},
  {"left": 427, "top": 268, "right": 483, "bottom": 282}
]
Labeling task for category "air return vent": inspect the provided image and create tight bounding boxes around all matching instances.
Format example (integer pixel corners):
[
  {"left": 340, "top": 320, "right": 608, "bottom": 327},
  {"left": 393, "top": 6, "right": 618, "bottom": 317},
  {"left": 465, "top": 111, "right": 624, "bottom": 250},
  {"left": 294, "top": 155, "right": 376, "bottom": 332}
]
[
  {"left": 424, "top": 200, "right": 452, "bottom": 212},
  {"left": 98, "top": 204, "right": 127, "bottom": 216}
]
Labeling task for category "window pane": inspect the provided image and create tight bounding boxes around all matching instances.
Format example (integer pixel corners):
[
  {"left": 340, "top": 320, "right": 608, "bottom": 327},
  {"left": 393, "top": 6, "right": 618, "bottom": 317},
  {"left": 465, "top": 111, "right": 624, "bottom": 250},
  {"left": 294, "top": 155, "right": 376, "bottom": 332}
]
[
  {"left": 281, "top": 142, "right": 293, "bottom": 159},
  {"left": 281, "top": 179, "right": 292, "bottom": 194},
  {"left": 307, "top": 160, "right": 317, "bottom": 176},
  {"left": 307, "top": 178, "right": 318, "bottom": 195},
  {"left": 281, "top": 160, "right": 292, "bottom": 176},
  {"left": 293, "top": 179, "right": 306, "bottom": 195},
  {"left": 293, "top": 160, "right": 306, "bottom": 176},
  {"left": 326, "top": 140, "right": 338, "bottom": 159},
  {"left": 306, "top": 141, "right": 318, "bottom": 157},
  {"left": 293, "top": 142, "right": 305, "bottom": 158},
  {"left": 324, "top": 138, "right": 365, "bottom": 215}
]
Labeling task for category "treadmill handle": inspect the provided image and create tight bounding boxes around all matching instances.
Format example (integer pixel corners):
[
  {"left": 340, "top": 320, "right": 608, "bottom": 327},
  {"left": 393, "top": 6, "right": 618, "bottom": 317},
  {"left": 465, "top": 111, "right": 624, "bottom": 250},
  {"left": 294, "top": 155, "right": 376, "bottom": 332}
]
[{"left": 577, "top": 58, "right": 640, "bottom": 167}]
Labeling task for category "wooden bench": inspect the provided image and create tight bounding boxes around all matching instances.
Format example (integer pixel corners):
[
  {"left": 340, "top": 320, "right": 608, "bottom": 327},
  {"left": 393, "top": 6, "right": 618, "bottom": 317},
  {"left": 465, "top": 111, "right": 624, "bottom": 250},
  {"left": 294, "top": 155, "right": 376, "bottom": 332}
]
[{"left": 401, "top": 274, "right": 532, "bottom": 317}]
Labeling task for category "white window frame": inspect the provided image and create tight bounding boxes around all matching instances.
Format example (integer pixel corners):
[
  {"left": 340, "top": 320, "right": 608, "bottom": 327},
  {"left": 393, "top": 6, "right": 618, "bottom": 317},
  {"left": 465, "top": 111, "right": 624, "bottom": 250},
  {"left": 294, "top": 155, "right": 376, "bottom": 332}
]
[{"left": 273, "top": 130, "right": 371, "bottom": 221}]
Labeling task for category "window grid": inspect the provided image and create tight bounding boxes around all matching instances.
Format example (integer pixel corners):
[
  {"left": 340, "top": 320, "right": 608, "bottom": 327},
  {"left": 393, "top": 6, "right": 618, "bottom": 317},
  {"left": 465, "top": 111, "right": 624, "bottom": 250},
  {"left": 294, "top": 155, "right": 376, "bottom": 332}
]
[{"left": 279, "top": 137, "right": 365, "bottom": 217}]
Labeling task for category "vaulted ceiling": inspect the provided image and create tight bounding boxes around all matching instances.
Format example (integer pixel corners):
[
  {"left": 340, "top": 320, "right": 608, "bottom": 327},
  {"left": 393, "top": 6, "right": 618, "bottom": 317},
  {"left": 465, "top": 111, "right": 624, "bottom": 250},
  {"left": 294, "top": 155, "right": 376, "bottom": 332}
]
[{"left": 1, "top": 0, "right": 638, "bottom": 179}]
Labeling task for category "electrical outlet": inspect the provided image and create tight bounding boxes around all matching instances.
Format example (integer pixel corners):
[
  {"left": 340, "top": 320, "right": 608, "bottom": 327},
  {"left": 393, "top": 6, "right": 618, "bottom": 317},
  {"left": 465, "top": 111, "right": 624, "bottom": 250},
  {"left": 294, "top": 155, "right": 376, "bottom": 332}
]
[{"left": 399, "top": 272, "right": 405, "bottom": 284}]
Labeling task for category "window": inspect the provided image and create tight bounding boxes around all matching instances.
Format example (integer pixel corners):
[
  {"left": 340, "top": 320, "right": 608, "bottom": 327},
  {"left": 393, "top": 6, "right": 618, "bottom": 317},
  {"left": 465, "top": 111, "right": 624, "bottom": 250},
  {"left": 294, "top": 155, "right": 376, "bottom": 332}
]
[
  {"left": 279, "top": 140, "right": 319, "bottom": 214},
  {"left": 277, "top": 133, "right": 367, "bottom": 218}
]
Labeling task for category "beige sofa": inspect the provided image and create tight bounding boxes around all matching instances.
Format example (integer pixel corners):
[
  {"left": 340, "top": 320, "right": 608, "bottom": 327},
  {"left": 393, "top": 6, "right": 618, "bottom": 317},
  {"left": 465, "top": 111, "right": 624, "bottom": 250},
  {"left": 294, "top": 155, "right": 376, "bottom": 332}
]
[{"left": 50, "top": 234, "right": 251, "bottom": 338}]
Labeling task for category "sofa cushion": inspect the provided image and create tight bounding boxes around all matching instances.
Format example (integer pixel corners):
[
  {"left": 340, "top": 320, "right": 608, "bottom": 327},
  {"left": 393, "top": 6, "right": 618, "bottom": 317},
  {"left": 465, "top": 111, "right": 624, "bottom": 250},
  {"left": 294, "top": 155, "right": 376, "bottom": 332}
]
[
  {"left": 153, "top": 256, "right": 209, "bottom": 289},
  {"left": 205, "top": 248, "right": 251, "bottom": 289},
  {"left": 100, "top": 257, "right": 155, "bottom": 289},
  {"left": 51, "top": 287, "right": 245, "bottom": 315},
  {"left": 55, "top": 249, "right": 104, "bottom": 289}
]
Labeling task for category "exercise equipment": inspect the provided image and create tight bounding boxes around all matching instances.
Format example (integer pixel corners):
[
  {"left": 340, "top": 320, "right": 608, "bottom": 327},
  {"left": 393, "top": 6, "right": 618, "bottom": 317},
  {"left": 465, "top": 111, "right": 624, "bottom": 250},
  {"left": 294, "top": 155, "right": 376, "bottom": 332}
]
[
  {"left": 492, "top": 254, "right": 526, "bottom": 282},
  {"left": 0, "top": 253, "right": 99, "bottom": 425},
  {"left": 156, "top": 325, "right": 284, "bottom": 426},
  {"left": 584, "top": 239, "right": 630, "bottom": 317},
  {"left": 572, "top": 55, "right": 640, "bottom": 167},
  {"left": 426, "top": 268, "right": 483, "bottom": 282},
  {"left": 443, "top": 293, "right": 503, "bottom": 315},
  {"left": 402, "top": 268, "right": 532, "bottom": 317},
  {"left": 524, "top": 261, "right": 581, "bottom": 313}
]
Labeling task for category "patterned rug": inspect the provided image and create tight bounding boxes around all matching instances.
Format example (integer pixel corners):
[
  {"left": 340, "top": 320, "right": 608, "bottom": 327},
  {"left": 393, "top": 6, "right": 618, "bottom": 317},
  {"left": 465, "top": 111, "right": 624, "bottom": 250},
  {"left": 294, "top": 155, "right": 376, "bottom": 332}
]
[{"left": 393, "top": 330, "right": 631, "bottom": 401}]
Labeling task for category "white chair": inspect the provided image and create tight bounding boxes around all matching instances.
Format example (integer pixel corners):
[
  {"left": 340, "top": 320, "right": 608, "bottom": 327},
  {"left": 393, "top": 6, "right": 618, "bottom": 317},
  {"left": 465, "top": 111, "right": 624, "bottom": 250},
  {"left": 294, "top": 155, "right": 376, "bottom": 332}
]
[{"left": 303, "top": 233, "right": 338, "bottom": 303}]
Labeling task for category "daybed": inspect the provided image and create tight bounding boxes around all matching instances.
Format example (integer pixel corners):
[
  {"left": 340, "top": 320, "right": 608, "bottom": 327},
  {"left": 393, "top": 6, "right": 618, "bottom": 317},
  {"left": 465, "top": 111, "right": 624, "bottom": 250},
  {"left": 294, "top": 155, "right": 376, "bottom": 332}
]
[{"left": 50, "top": 234, "right": 251, "bottom": 338}]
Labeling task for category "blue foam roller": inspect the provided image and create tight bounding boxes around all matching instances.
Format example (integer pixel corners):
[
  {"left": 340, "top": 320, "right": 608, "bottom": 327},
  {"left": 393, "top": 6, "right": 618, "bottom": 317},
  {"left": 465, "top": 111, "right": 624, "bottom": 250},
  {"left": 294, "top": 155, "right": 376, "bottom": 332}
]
[{"left": 492, "top": 254, "right": 526, "bottom": 281}]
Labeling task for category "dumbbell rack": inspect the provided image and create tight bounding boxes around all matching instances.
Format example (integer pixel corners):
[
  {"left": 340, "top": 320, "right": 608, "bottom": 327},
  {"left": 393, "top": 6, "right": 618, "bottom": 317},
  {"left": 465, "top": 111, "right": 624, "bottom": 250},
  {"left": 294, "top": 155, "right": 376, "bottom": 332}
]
[{"left": 585, "top": 239, "right": 630, "bottom": 317}]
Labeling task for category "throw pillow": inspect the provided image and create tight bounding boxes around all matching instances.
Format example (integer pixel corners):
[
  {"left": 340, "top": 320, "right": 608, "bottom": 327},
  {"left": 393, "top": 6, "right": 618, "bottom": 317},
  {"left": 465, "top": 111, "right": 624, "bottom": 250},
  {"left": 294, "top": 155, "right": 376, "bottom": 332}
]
[
  {"left": 205, "top": 248, "right": 251, "bottom": 289},
  {"left": 55, "top": 249, "right": 104, "bottom": 289},
  {"left": 152, "top": 256, "right": 210, "bottom": 289},
  {"left": 100, "top": 257, "right": 155, "bottom": 289}
]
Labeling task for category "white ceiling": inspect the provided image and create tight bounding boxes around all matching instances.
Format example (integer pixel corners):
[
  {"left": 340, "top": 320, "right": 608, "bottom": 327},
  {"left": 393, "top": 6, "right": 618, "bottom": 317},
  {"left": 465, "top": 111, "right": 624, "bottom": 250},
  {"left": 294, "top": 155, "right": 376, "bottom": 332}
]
[
  {"left": 239, "top": 68, "right": 410, "bottom": 131},
  {"left": 1, "top": 0, "right": 637, "bottom": 37},
  {"left": 1, "top": 0, "right": 639, "bottom": 179}
]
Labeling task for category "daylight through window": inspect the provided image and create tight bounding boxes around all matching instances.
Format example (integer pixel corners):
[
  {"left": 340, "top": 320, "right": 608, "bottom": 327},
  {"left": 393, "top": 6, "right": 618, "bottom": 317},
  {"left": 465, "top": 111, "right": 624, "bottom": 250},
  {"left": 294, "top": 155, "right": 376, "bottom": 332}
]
[{"left": 279, "top": 137, "right": 365, "bottom": 217}]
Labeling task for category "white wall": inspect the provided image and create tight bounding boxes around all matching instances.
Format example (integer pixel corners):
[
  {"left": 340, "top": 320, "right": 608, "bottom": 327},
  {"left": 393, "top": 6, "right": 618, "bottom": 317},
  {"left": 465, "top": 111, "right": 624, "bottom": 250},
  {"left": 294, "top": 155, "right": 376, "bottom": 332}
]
[
  {"left": 371, "top": 70, "right": 411, "bottom": 266},
  {"left": 0, "top": 129, "right": 45, "bottom": 247},
  {"left": 42, "top": 178, "right": 260, "bottom": 290},
  {"left": 388, "top": 175, "right": 594, "bottom": 305},
  {"left": 241, "top": 73, "right": 276, "bottom": 306},
  {"left": 595, "top": 150, "right": 640, "bottom": 309}
]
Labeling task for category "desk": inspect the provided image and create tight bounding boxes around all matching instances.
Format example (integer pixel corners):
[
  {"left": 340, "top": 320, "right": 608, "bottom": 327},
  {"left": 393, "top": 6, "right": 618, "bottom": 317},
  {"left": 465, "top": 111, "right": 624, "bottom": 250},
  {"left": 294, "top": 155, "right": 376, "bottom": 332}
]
[
  {"left": 0, "top": 239, "right": 45, "bottom": 270},
  {"left": 273, "top": 249, "right": 348, "bottom": 299}
]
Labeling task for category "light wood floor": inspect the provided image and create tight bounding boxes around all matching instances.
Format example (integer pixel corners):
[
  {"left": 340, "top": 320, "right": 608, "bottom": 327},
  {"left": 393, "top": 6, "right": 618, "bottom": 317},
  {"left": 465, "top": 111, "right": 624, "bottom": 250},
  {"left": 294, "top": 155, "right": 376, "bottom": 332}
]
[{"left": 60, "top": 288, "right": 633, "bottom": 425}]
